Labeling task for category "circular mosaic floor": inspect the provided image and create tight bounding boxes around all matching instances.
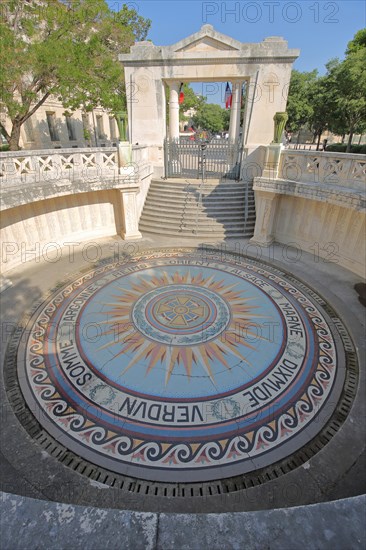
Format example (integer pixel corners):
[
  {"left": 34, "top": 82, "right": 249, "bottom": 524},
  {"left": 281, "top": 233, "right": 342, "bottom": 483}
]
[{"left": 15, "top": 248, "right": 348, "bottom": 483}]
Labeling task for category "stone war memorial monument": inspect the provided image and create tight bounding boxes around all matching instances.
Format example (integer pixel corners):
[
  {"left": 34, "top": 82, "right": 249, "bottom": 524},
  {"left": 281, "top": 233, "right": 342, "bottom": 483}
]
[
  {"left": 0, "top": 23, "right": 365, "bottom": 550},
  {"left": 120, "top": 24, "right": 299, "bottom": 159}
]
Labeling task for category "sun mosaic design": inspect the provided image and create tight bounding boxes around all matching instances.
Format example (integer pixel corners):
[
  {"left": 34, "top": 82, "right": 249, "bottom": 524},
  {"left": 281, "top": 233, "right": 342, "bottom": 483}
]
[
  {"left": 98, "top": 270, "right": 267, "bottom": 385},
  {"left": 18, "top": 248, "right": 345, "bottom": 482}
]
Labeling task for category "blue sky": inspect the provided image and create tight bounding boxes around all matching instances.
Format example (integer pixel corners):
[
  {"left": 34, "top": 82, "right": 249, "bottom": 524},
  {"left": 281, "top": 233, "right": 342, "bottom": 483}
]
[{"left": 109, "top": 0, "right": 365, "bottom": 104}]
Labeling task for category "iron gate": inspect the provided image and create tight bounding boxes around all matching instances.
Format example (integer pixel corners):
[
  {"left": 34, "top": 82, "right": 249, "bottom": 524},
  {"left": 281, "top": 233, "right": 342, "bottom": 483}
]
[{"left": 164, "top": 138, "right": 241, "bottom": 180}]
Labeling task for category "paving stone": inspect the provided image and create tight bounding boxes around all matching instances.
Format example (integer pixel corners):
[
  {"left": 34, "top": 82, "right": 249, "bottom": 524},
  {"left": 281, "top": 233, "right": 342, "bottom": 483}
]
[
  {"left": 0, "top": 492, "right": 158, "bottom": 550},
  {"left": 157, "top": 496, "right": 366, "bottom": 550}
]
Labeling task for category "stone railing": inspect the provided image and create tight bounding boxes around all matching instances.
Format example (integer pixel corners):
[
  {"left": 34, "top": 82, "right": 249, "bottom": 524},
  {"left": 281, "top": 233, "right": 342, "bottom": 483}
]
[
  {"left": 0, "top": 145, "right": 154, "bottom": 250},
  {"left": 131, "top": 144, "right": 149, "bottom": 164},
  {"left": 0, "top": 147, "right": 119, "bottom": 188},
  {"left": 0, "top": 144, "right": 152, "bottom": 189},
  {"left": 0, "top": 145, "right": 154, "bottom": 271},
  {"left": 252, "top": 147, "right": 366, "bottom": 277},
  {"left": 278, "top": 149, "right": 366, "bottom": 191}
]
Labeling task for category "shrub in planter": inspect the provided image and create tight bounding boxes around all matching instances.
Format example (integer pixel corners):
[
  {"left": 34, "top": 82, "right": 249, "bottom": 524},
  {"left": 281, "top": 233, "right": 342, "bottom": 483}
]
[{"left": 325, "top": 143, "right": 366, "bottom": 154}]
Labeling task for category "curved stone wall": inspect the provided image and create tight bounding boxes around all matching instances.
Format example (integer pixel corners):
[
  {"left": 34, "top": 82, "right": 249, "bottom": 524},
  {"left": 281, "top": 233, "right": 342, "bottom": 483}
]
[
  {"left": 1, "top": 190, "right": 121, "bottom": 273},
  {"left": 275, "top": 195, "right": 365, "bottom": 278},
  {"left": 252, "top": 150, "right": 366, "bottom": 279},
  {"left": 0, "top": 146, "right": 153, "bottom": 274}
]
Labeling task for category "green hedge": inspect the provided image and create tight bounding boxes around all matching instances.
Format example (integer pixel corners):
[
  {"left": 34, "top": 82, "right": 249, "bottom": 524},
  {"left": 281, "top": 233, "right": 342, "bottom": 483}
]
[
  {"left": 325, "top": 143, "right": 366, "bottom": 154},
  {"left": 0, "top": 144, "right": 9, "bottom": 151}
]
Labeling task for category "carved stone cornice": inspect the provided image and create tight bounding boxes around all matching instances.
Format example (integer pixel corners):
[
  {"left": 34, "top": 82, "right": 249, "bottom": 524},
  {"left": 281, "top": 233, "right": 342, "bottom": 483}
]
[
  {"left": 0, "top": 174, "right": 150, "bottom": 211},
  {"left": 253, "top": 177, "right": 366, "bottom": 211},
  {"left": 120, "top": 56, "right": 299, "bottom": 67}
]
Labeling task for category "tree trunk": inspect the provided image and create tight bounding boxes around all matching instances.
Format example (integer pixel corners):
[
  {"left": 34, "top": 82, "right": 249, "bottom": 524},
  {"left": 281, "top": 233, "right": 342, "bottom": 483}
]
[
  {"left": 296, "top": 130, "right": 300, "bottom": 147},
  {"left": 8, "top": 122, "right": 22, "bottom": 151},
  {"left": 341, "top": 134, "right": 345, "bottom": 143},
  {"left": 346, "top": 129, "right": 354, "bottom": 153},
  {"left": 7, "top": 91, "right": 51, "bottom": 151},
  {"left": 316, "top": 131, "right": 322, "bottom": 151}
]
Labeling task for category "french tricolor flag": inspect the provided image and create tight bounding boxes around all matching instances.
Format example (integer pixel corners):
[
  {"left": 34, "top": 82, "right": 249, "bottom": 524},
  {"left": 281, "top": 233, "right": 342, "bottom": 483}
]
[
  {"left": 225, "top": 82, "right": 232, "bottom": 109},
  {"left": 179, "top": 83, "right": 184, "bottom": 104}
]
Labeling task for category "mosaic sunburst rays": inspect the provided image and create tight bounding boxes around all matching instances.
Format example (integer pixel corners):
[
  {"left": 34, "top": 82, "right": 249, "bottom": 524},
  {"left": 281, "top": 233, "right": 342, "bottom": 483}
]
[{"left": 98, "top": 270, "right": 268, "bottom": 384}]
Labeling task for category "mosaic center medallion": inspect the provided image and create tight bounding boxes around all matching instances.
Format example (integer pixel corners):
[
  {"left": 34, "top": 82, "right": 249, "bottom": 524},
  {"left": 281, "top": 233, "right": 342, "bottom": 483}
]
[
  {"left": 16, "top": 248, "right": 347, "bottom": 482},
  {"left": 132, "top": 285, "right": 231, "bottom": 346}
]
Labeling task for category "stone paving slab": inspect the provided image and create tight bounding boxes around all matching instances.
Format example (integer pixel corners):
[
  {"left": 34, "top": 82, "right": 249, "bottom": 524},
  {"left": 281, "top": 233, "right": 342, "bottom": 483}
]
[
  {"left": 0, "top": 492, "right": 158, "bottom": 550},
  {"left": 1, "top": 492, "right": 365, "bottom": 550}
]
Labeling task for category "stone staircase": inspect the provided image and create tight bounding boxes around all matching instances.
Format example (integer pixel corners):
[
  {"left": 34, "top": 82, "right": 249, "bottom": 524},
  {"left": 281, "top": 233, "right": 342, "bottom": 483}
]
[{"left": 138, "top": 178, "right": 256, "bottom": 239}]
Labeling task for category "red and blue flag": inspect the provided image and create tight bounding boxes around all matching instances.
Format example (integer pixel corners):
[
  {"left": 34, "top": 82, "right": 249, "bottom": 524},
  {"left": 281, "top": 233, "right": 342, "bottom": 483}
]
[{"left": 225, "top": 82, "right": 232, "bottom": 109}]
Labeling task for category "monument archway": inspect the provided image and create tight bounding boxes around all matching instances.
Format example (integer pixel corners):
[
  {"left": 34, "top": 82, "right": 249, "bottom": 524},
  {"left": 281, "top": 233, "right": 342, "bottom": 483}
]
[{"left": 119, "top": 25, "right": 299, "bottom": 165}]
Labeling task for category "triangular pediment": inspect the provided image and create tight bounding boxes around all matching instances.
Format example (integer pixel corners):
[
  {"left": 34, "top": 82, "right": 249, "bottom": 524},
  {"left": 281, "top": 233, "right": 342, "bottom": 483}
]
[
  {"left": 171, "top": 25, "right": 242, "bottom": 53},
  {"left": 176, "top": 36, "right": 238, "bottom": 53}
]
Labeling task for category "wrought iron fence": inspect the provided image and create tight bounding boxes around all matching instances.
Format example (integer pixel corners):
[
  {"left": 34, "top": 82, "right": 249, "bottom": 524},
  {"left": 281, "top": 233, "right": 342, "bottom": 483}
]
[{"left": 164, "top": 138, "right": 241, "bottom": 180}]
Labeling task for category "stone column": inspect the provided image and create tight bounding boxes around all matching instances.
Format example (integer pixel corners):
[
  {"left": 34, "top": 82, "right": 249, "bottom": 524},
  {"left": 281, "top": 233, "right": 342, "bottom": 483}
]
[
  {"left": 251, "top": 190, "right": 279, "bottom": 246},
  {"left": 169, "top": 82, "right": 180, "bottom": 141},
  {"left": 228, "top": 81, "right": 243, "bottom": 143},
  {"left": 262, "top": 144, "right": 283, "bottom": 181},
  {"left": 119, "top": 189, "right": 142, "bottom": 240},
  {"left": 117, "top": 141, "right": 132, "bottom": 169}
]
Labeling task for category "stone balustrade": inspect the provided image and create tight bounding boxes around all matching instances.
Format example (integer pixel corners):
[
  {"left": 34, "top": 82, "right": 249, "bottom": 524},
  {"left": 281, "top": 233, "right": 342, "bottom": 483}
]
[
  {"left": 252, "top": 148, "right": 366, "bottom": 278},
  {"left": 0, "top": 145, "right": 153, "bottom": 190},
  {"left": 278, "top": 149, "right": 365, "bottom": 191},
  {"left": 0, "top": 145, "right": 153, "bottom": 211},
  {"left": 131, "top": 144, "right": 149, "bottom": 164},
  {"left": 0, "top": 145, "right": 154, "bottom": 273},
  {"left": 0, "top": 147, "right": 119, "bottom": 188}
]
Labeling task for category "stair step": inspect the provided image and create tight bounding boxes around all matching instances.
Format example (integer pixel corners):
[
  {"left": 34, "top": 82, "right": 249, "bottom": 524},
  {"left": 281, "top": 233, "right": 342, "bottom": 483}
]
[
  {"left": 145, "top": 198, "right": 254, "bottom": 207},
  {"left": 140, "top": 226, "right": 254, "bottom": 235},
  {"left": 140, "top": 214, "right": 255, "bottom": 225},
  {"left": 150, "top": 180, "right": 253, "bottom": 192},
  {"left": 147, "top": 192, "right": 254, "bottom": 199},
  {"left": 139, "top": 222, "right": 255, "bottom": 233},
  {"left": 146, "top": 191, "right": 251, "bottom": 202},
  {"left": 149, "top": 182, "right": 252, "bottom": 191},
  {"left": 139, "top": 227, "right": 255, "bottom": 239},
  {"left": 140, "top": 217, "right": 254, "bottom": 227},
  {"left": 150, "top": 182, "right": 252, "bottom": 192},
  {"left": 140, "top": 220, "right": 255, "bottom": 231},
  {"left": 145, "top": 195, "right": 255, "bottom": 208},
  {"left": 139, "top": 179, "right": 256, "bottom": 239},
  {"left": 141, "top": 206, "right": 255, "bottom": 218},
  {"left": 142, "top": 205, "right": 255, "bottom": 216},
  {"left": 151, "top": 182, "right": 252, "bottom": 189}
]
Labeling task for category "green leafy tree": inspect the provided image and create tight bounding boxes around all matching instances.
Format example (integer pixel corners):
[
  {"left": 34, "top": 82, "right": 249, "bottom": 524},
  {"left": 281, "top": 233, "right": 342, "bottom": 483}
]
[
  {"left": 0, "top": 0, "right": 151, "bottom": 150},
  {"left": 222, "top": 109, "right": 230, "bottom": 131},
  {"left": 286, "top": 69, "right": 318, "bottom": 134},
  {"left": 328, "top": 44, "right": 366, "bottom": 151},
  {"left": 193, "top": 103, "right": 227, "bottom": 134},
  {"left": 346, "top": 28, "right": 366, "bottom": 55},
  {"left": 179, "top": 84, "right": 205, "bottom": 122},
  {"left": 286, "top": 30, "right": 366, "bottom": 151},
  {"left": 306, "top": 62, "right": 339, "bottom": 149}
]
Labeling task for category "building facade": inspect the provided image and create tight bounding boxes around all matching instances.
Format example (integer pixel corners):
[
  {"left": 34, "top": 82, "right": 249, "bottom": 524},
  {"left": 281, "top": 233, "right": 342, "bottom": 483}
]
[{"left": 1, "top": 98, "right": 120, "bottom": 150}]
